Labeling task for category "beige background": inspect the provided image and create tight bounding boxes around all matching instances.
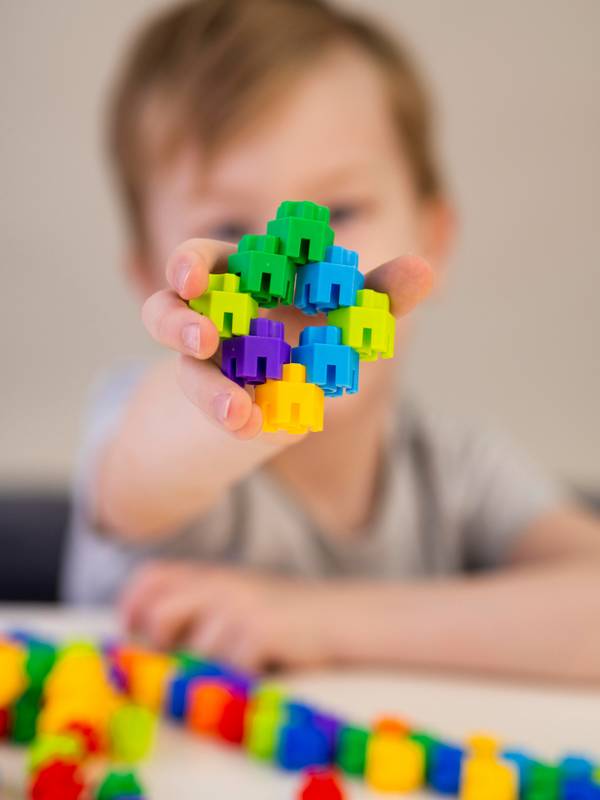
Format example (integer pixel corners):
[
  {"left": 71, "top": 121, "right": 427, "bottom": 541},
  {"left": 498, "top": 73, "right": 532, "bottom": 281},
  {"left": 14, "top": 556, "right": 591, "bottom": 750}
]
[{"left": 0, "top": 0, "right": 598, "bottom": 488}]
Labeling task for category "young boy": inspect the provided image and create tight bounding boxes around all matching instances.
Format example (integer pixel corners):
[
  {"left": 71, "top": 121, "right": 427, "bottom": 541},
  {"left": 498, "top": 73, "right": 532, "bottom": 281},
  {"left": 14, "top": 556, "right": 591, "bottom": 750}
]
[{"left": 62, "top": 0, "right": 600, "bottom": 680}]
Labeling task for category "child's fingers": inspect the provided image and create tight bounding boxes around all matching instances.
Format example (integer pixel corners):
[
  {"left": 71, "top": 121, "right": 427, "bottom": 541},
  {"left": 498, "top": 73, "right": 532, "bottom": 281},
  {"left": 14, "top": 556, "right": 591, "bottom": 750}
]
[
  {"left": 165, "top": 238, "right": 236, "bottom": 300},
  {"left": 142, "top": 289, "right": 220, "bottom": 360},
  {"left": 365, "top": 254, "right": 435, "bottom": 317},
  {"left": 143, "top": 591, "right": 203, "bottom": 650},
  {"left": 176, "top": 355, "right": 259, "bottom": 435},
  {"left": 119, "top": 561, "right": 192, "bottom": 634}
]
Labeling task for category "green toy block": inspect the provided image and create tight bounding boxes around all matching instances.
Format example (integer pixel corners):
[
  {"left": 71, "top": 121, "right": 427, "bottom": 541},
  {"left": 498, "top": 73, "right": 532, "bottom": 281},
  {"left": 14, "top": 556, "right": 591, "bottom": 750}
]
[
  {"left": 109, "top": 703, "right": 156, "bottom": 763},
  {"left": 96, "top": 768, "right": 144, "bottom": 800},
  {"left": 188, "top": 272, "right": 258, "bottom": 339},
  {"left": 408, "top": 731, "right": 440, "bottom": 780},
  {"left": 26, "top": 641, "right": 57, "bottom": 689},
  {"left": 28, "top": 732, "right": 84, "bottom": 774},
  {"left": 524, "top": 762, "right": 560, "bottom": 800},
  {"left": 328, "top": 288, "right": 395, "bottom": 361},
  {"left": 336, "top": 724, "right": 370, "bottom": 776},
  {"left": 266, "top": 200, "right": 334, "bottom": 265},
  {"left": 228, "top": 234, "right": 296, "bottom": 307},
  {"left": 175, "top": 651, "right": 206, "bottom": 672},
  {"left": 11, "top": 687, "right": 42, "bottom": 744}
]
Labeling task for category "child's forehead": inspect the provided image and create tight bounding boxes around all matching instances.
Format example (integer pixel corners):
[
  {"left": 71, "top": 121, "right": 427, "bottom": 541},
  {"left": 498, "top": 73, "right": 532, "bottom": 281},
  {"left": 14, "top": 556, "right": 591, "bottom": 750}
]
[{"left": 152, "top": 45, "right": 397, "bottom": 203}]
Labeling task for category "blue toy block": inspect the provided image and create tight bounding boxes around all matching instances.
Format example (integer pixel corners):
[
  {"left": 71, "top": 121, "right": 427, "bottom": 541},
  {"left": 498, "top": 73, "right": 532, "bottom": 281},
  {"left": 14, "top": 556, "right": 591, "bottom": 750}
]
[
  {"left": 429, "top": 742, "right": 464, "bottom": 795},
  {"left": 285, "top": 702, "right": 315, "bottom": 726},
  {"left": 276, "top": 722, "right": 331, "bottom": 771},
  {"left": 291, "top": 325, "right": 359, "bottom": 397},
  {"left": 294, "top": 245, "right": 364, "bottom": 314},
  {"left": 502, "top": 749, "right": 535, "bottom": 798},
  {"left": 560, "top": 756, "right": 596, "bottom": 800}
]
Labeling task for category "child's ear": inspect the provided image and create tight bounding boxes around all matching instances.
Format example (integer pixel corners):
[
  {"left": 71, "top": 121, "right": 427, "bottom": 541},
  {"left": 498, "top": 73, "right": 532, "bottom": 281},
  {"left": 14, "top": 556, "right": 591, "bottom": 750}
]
[
  {"left": 419, "top": 197, "right": 456, "bottom": 281},
  {"left": 125, "top": 247, "right": 161, "bottom": 302}
]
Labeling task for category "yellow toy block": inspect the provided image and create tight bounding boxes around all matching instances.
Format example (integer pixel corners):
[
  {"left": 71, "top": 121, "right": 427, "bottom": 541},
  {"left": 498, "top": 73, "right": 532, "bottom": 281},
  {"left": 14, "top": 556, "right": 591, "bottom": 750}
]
[
  {"left": 365, "top": 732, "right": 425, "bottom": 792},
  {"left": 0, "top": 640, "right": 26, "bottom": 706},
  {"left": 189, "top": 272, "right": 258, "bottom": 338},
  {"left": 328, "top": 288, "right": 395, "bottom": 361},
  {"left": 255, "top": 362, "right": 324, "bottom": 434},
  {"left": 127, "top": 652, "right": 175, "bottom": 713},
  {"left": 460, "top": 734, "right": 516, "bottom": 800}
]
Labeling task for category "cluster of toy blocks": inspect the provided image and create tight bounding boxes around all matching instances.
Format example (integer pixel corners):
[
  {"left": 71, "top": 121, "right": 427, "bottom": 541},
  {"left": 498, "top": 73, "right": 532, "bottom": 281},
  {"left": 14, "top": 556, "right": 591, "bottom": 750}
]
[
  {"left": 0, "top": 633, "right": 150, "bottom": 799},
  {"left": 3, "top": 630, "right": 600, "bottom": 800},
  {"left": 188, "top": 200, "right": 395, "bottom": 433}
]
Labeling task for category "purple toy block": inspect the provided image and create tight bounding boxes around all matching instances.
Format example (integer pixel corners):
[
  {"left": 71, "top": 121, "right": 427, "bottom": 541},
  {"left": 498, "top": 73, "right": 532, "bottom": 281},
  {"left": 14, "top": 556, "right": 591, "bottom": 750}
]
[{"left": 221, "top": 318, "right": 291, "bottom": 386}]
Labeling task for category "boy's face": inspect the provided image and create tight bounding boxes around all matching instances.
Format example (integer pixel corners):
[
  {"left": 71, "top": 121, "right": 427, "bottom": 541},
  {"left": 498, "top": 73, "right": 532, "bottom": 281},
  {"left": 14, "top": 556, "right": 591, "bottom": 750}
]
[{"left": 137, "top": 44, "right": 450, "bottom": 394}]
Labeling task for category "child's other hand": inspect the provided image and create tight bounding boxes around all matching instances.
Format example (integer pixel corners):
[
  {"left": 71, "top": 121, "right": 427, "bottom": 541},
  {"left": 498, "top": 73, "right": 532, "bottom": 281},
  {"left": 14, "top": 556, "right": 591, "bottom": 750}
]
[{"left": 119, "top": 560, "right": 332, "bottom": 670}]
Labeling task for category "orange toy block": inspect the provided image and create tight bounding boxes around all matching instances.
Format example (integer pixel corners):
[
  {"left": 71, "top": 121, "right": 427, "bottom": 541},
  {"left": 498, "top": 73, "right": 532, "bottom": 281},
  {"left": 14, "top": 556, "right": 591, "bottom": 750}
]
[
  {"left": 187, "top": 682, "right": 233, "bottom": 735},
  {"left": 255, "top": 362, "right": 324, "bottom": 434}
]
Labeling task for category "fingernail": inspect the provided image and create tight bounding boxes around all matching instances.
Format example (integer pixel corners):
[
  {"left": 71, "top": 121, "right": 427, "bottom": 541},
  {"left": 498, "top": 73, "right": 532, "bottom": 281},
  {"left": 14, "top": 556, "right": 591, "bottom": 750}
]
[
  {"left": 175, "top": 252, "right": 197, "bottom": 295},
  {"left": 182, "top": 323, "right": 201, "bottom": 354},
  {"left": 213, "top": 393, "right": 232, "bottom": 424}
]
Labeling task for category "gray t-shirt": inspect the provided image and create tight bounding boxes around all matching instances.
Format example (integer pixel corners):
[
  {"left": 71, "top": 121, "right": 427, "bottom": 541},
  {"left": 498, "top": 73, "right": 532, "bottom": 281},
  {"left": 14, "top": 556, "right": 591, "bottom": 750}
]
[{"left": 61, "top": 365, "right": 564, "bottom": 604}]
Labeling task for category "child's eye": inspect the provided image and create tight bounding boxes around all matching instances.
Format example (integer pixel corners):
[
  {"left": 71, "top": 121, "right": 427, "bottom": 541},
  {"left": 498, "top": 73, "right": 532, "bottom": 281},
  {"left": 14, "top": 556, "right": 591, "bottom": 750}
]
[
  {"left": 208, "top": 222, "right": 249, "bottom": 242},
  {"left": 328, "top": 203, "right": 360, "bottom": 226}
]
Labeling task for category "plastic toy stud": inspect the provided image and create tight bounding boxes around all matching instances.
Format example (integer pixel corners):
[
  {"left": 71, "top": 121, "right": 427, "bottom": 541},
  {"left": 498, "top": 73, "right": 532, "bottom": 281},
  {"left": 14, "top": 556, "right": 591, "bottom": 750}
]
[
  {"left": 188, "top": 273, "right": 258, "bottom": 338},
  {"left": 294, "top": 245, "right": 364, "bottom": 314},
  {"left": 255, "top": 363, "right": 324, "bottom": 434},
  {"left": 291, "top": 326, "right": 359, "bottom": 397},
  {"left": 221, "top": 318, "right": 291, "bottom": 386},
  {"left": 228, "top": 234, "right": 296, "bottom": 307},
  {"left": 267, "top": 201, "right": 334, "bottom": 264},
  {"left": 328, "top": 288, "right": 395, "bottom": 361}
]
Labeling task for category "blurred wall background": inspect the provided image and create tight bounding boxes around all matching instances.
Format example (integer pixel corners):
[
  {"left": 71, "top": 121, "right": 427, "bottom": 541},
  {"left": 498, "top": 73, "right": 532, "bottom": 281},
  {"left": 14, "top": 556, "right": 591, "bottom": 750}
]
[{"left": 1, "top": 0, "right": 598, "bottom": 489}]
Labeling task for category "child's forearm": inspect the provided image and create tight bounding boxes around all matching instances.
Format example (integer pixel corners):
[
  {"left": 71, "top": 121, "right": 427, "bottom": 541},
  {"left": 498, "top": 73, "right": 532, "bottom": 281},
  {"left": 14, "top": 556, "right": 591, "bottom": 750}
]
[
  {"left": 321, "top": 558, "right": 600, "bottom": 681},
  {"left": 95, "top": 358, "right": 284, "bottom": 540}
]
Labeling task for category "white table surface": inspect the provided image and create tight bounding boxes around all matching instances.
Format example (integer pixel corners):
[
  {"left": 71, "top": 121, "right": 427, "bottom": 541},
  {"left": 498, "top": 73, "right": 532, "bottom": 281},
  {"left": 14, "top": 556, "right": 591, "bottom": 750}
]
[{"left": 1, "top": 605, "right": 599, "bottom": 799}]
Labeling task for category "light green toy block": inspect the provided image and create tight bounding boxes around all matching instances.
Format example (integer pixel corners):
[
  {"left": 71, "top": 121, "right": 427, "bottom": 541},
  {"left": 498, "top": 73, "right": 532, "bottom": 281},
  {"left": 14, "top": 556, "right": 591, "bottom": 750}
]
[
  {"left": 28, "top": 732, "right": 84, "bottom": 774},
  {"left": 328, "top": 288, "right": 395, "bottom": 361},
  {"left": 188, "top": 272, "right": 258, "bottom": 338},
  {"left": 109, "top": 703, "right": 156, "bottom": 763},
  {"left": 266, "top": 200, "right": 334, "bottom": 265},
  {"left": 228, "top": 234, "right": 296, "bottom": 307},
  {"left": 244, "top": 706, "right": 283, "bottom": 761}
]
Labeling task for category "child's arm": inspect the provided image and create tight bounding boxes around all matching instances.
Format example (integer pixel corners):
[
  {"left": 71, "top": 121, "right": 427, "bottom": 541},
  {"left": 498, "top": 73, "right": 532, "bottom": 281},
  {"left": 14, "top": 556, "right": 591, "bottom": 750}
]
[
  {"left": 95, "top": 239, "right": 433, "bottom": 540},
  {"left": 121, "top": 505, "right": 600, "bottom": 681}
]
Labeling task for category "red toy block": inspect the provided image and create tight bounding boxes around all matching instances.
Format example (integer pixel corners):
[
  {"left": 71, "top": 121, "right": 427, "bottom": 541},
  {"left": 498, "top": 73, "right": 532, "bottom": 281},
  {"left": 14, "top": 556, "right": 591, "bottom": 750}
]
[
  {"left": 30, "top": 759, "right": 85, "bottom": 800},
  {"left": 0, "top": 707, "right": 10, "bottom": 737},
  {"left": 217, "top": 692, "right": 248, "bottom": 745},
  {"left": 298, "top": 767, "right": 346, "bottom": 800}
]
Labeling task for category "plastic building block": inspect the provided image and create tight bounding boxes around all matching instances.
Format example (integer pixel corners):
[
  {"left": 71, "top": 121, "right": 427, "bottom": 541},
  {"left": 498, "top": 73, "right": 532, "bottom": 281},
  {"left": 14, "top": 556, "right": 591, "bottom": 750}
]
[
  {"left": 0, "top": 640, "right": 26, "bottom": 706},
  {"left": 524, "top": 763, "right": 560, "bottom": 800},
  {"left": 255, "top": 363, "right": 324, "bottom": 434},
  {"left": 62, "top": 720, "right": 104, "bottom": 756},
  {"left": 189, "top": 273, "right": 258, "bottom": 339},
  {"left": 0, "top": 707, "right": 11, "bottom": 737},
  {"left": 127, "top": 652, "right": 174, "bottom": 713},
  {"left": 109, "top": 704, "right": 156, "bottom": 762},
  {"left": 328, "top": 288, "right": 394, "bottom": 361},
  {"left": 460, "top": 756, "right": 517, "bottom": 800},
  {"left": 410, "top": 731, "right": 442, "bottom": 782},
  {"left": 228, "top": 234, "right": 296, "bottom": 307},
  {"left": 336, "top": 725, "right": 370, "bottom": 776},
  {"left": 267, "top": 201, "right": 334, "bottom": 264},
  {"left": 291, "top": 325, "right": 359, "bottom": 397},
  {"left": 560, "top": 755, "right": 595, "bottom": 800},
  {"left": 430, "top": 742, "right": 465, "bottom": 795},
  {"left": 365, "top": 732, "right": 425, "bottom": 792},
  {"left": 30, "top": 759, "right": 85, "bottom": 800},
  {"left": 298, "top": 767, "right": 346, "bottom": 800},
  {"left": 11, "top": 686, "right": 42, "bottom": 743},
  {"left": 244, "top": 706, "right": 283, "bottom": 760},
  {"left": 217, "top": 691, "right": 248, "bottom": 744},
  {"left": 294, "top": 245, "right": 364, "bottom": 314},
  {"left": 277, "top": 722, "right": 331, "bottom": 771},
  {"left": 96, "top": 769, "right": 143, "bottom": 800},
  {"left": 28, "top": 732, "right": 84, "bottom": 774},
  {"left": 26, "top": 641, "right": 57, "bottom": 689},
  {"left": 221, "top": 318, "right": 291, "bottom": 386},
  {"left": 187, "top": 681, "right": 232, "bottom": 735}
]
